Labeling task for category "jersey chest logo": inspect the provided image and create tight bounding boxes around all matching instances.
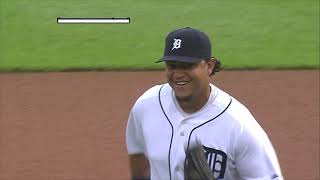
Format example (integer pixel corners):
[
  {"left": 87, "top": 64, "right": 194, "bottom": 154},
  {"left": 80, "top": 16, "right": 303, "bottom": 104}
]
[{"left": 203, "top": 145, "right": 227, "bottom": 179}]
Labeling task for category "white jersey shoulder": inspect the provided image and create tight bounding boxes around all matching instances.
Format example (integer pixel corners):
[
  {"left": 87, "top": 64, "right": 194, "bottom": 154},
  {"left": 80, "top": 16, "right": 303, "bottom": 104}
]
[
  {"left": 135, "top": 84, "right": 168, "bottom": 104},
  {"left": 132, "top": 83, "right": 172, "bottom": 115},
  {"left": 207, "top": 87, "right": 283, "bottom": 180}
]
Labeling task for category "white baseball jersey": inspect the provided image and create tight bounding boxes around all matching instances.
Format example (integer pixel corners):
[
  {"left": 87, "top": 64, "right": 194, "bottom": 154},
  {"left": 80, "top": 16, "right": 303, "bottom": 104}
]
[{"left": 126, "top": 83, "right": 283, "bottom": 180}]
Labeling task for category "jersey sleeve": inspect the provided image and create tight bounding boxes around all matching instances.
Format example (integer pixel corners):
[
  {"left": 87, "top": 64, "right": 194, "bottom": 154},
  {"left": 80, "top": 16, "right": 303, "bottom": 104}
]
[
  {"left": 126, "top": 106, "right": 146, "bottom": 155},
  {"left": 234, "top": 118, "right": 283, "bottom": 180}
]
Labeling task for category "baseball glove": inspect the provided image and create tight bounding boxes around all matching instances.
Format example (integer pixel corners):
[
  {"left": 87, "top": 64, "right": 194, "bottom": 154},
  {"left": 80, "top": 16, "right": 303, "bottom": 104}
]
[{"left": 184, "top": 142, "right": 215, "bottom": 180}]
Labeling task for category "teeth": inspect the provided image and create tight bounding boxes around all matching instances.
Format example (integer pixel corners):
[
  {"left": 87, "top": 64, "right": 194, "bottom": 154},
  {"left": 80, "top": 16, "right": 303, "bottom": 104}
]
[{"left": 176, "top": 81, "right": 188, "bottom": 85}]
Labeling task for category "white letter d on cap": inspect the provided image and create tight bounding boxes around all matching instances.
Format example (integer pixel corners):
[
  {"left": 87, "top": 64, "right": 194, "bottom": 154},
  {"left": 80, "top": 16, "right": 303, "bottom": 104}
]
[{"left": 172, "top": 38, "right": 182, "bottom": 50}]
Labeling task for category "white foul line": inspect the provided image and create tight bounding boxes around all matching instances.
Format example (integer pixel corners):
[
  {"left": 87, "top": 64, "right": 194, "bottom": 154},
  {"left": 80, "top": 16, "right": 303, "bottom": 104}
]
[{"left": 57, "top": 18, "right": 130, "bottom": 24}]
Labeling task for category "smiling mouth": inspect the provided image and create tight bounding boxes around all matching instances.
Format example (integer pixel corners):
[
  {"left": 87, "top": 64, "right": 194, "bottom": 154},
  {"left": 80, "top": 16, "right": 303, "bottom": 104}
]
[{"left": 174, "top": 81, "right": 190, "bottom": 87}]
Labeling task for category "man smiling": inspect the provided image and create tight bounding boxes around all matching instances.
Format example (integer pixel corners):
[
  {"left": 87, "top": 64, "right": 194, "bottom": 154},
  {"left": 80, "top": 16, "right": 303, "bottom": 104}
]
[{"left": 126, "top": 27, "right": 283, "bottom": 180}]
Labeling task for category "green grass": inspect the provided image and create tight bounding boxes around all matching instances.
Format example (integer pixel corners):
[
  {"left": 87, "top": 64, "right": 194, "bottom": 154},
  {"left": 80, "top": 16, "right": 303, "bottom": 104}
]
[{"left": 0, "top": 0, "right": 319, "bottom": 71}]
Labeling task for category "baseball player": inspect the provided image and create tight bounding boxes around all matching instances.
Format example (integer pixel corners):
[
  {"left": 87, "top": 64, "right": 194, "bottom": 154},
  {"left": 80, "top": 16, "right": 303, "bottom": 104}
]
[{"left": 126, "top": 27, "right": 283, "bottom": 180}]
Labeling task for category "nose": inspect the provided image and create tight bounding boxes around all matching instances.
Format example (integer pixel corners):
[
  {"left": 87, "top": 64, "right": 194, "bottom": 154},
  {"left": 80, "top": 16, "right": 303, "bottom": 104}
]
[{"left": 171, "top": 69, "right": 185, "bottom": 79}]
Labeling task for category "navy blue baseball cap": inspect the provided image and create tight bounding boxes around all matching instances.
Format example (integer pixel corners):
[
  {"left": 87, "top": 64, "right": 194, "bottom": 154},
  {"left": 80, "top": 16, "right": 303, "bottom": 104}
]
[{"left": 156, "top": 27, "right": 212, "bottom": 63}]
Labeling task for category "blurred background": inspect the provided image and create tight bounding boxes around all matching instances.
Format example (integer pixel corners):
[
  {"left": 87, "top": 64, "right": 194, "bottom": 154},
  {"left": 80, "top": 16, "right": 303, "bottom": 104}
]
[{"left": 0, "top": 0, "right": 319, "bottom": 71}]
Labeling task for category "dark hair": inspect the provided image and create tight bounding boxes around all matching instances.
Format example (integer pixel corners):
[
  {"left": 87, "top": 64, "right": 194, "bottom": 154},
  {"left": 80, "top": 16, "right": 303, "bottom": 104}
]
[{"left": 206, "top": 57, "right": 221, "bottom": 75}]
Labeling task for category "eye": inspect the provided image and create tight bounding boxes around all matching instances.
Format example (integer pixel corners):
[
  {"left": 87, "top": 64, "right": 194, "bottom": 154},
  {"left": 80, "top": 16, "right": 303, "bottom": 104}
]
[
  {"left": 182, "top": 64, "right": 196, "bottom": 69},
  {"left": 166, "top": 63, "right": 176, "bottom": 70},
  {"left": 165, "top": 62, "right": 197, "bottom": 70}
]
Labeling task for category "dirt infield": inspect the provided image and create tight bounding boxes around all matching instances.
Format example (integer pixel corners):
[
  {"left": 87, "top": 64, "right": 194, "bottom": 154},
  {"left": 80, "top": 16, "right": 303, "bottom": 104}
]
[{"left": 0, "top": 70, "right": 319, "bottom": 180}]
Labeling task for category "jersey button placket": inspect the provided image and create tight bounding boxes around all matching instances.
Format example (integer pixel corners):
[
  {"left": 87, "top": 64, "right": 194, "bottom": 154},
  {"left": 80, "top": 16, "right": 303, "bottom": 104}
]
[{"left": 175, "top": 166, "right": 180, "bottom": 171}]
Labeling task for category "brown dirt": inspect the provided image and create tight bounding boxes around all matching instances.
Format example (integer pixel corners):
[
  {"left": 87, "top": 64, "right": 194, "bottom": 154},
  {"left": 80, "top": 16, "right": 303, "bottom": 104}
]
[{"left": 0, "top": 70, "right": 319, "bottom": 180}]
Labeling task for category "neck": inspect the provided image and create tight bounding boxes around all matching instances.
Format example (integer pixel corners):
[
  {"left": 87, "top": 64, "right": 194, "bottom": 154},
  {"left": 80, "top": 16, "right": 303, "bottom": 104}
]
[{"left": 177, "top": 85, "right": 211, "bottom": 113}]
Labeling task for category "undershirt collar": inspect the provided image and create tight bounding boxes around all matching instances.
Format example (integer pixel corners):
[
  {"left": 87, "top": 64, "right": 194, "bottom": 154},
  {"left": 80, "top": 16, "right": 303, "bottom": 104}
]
[{"left": 172, "top": 84, "right": 218, "bottom": 118}]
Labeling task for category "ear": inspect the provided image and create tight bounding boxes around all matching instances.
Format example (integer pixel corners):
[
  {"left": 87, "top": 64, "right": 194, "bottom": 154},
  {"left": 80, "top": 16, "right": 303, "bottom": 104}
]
[{"left": 206, "top": 59, "right": 216, "bottom": 75}]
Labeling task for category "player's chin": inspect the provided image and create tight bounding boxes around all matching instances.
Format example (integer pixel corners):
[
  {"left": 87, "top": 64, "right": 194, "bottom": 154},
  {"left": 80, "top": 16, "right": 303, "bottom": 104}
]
[
  {"left": 169, "top": 81, "right": 191, "bottom": 95},
  {"left": 176, "top": 94, "right": 193, "bottom": 102},
  {"left": 174, "top": 89, "right": 193, "bottom": 101}
]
